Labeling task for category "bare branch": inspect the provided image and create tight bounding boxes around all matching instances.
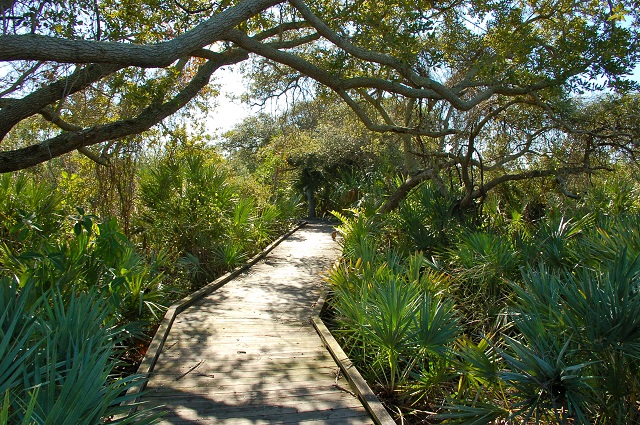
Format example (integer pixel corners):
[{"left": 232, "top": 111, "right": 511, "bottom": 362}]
[
  {"left": 0, "top": 61, "right": 43, "bottom": 97},
  {"left": 357, "top": 89, "right": 395, "bottom": 126},
  {"left": 253, "top": 21, "right": 312, "bottom": 41},
  {"left": 378, "top": 164, "right": 610, "bottom": 214},
  {"left": 336, "top": 89, "right": 458, "bottom": 137},
  {"left": 77, "top": 146, "right": 109, "bottom": 166},
  {"left": 39, "top": 106, "right": 81, "bottom": 131},
  {"left": 92, "top": 0, "right": 101, "bottom": 41},
  {"left": 556, "top": 175, "right": 582, "bottom": 200},
  {"left": 226, "top": 29, "right": 462, "bottom": 137}
]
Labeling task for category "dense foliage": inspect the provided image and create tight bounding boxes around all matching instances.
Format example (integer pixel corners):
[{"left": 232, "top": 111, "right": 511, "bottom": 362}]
[
  {"left": 327, "top": 169, "right": 640, "bottom": 424},
  {"left": 0, "top": 172, "right": 165, "bottom": 423},
  {"left": 138, "top": 144, "right": 295, "bottom": 288},
  {"left": 221, "top": 97, "right": 402, "bottom": 218},
  {"left": 1, "top": 0, "right": 639, "bottom": 193},
  {"left": 0, "top": 139, "right": 299, "bottom": 422}
]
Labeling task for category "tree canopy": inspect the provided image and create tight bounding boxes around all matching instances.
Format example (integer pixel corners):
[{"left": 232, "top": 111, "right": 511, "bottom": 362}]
[{"left": 1, "top": 0, "right": 639, "bottom": 208}]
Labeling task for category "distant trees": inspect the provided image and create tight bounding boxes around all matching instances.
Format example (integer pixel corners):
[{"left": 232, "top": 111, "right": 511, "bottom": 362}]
[
  {"left": 377, "top": 92, "right": 640, "bottom": 213},
  {"left": 1, "top": 0, "right": 638, "bottom": 209},
  {"left": 222, "top": 98, "right": 396, "bottom": 217}
]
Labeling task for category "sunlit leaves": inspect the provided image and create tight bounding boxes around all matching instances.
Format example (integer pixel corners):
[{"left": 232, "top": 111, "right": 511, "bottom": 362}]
[{"left": 328, "top": 250, "right": 460, "bottom": 393}]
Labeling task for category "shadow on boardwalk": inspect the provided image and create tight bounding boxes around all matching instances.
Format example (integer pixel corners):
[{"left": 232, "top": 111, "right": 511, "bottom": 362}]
[{"left": 139, "top": 222, "right": 375, "bottom": 424}]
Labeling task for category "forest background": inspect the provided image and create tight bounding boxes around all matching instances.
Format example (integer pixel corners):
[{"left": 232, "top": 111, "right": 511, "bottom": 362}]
[{"left": 1, "top": 0, "right": 640, "bottom": 423}]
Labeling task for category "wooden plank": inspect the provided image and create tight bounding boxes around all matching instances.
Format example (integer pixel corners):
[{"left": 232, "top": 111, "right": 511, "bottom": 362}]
[
  {"left": 172, "top": 322, "right": 316, "bottom": 328},
  {"left": 150, "top": 360, "right": 341, "bottom": 377},
  {"left": 159, "top": 334, "right": 324, "bottom": 345},
  {"left": 156, "top": 350, "right": 333, "bottom": 362},
  {"left": 146, "top": 392, "right": 364, "bottom": 410},
  {"left": 148, "top": 365, "right": 340, "bottom": 380},
  {"left": 149, "top": 394, "right": 365, "bottom": 419},
  {"left": 156, "top": 407, "right": 373, "bottom": 425},
  {"left": 146, "top": 381, "right": 354, "bottom": 394},
  {"left": 146, "top": 379, "right": 342, "bottom": 392},
  {"left": 153, "top": 350, "right": 335, "bottom": 363},
  {"left": 146, "top": 383, "right": 354, "bottom": 399},
  {"left": 158, "top": 347, "right": 328, "bottom": 357},
  {"left": 156, "top": 352, "right": 334, "bottom": 364}
]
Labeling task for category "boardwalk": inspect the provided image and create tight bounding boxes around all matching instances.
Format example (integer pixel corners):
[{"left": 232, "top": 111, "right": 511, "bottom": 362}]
[{"left": 139, "top": 222, "right": 376, "bottom": 424}]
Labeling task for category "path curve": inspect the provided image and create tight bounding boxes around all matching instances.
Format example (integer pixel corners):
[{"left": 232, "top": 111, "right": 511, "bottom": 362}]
[{"left": 139, "top": 222, "right": 376, "bottom": 424}]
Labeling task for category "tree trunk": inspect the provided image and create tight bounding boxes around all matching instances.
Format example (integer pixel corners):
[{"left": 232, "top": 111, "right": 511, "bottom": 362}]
[
  {"left": 305, "top": 186, "right": 316, "bottom": 218},
  {"left": 402, "top": 99, "right": 419, "bottom": 173},
  {"left": 302, "top": 168, "right": 317, "bottom": 218}
]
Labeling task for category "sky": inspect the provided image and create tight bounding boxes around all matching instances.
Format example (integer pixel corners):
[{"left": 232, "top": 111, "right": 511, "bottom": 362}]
[
  {"left": 206, "top": 66, "right": 255, "bottom": 136},
  {"left": 206, "top": 64, "right": 297, "bottom": 138}
]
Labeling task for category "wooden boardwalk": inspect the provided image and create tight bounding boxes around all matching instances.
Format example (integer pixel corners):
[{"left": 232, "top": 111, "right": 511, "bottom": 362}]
[{"left": 139, "top": 222, "right": 376, "bottom": 424}]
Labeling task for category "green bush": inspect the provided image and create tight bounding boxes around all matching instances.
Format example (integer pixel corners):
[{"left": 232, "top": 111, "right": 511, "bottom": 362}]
[
  {"left": 0, "top": 173, "right": 65, "bottom": 253},
  {"left": 1, "top": 210, "right": 172, "bottom": 326},
  {"left": 328, "top": 249, "right": 459, "bottom": 397},
  {"left": 442, "top": 255, "right": 640, "bottom": 424},
  {"left": 390, "top": 182, "right": 464, "bottom": 255},
  {"left": 0, "top": 279, "right": 160, "bottom": 424},
  {"left": 0, "top": 173, "right": 172, "bottom": 422},
  {"left": 330, "top": 187, "right": 640, "bottom": 422},
  {"left": 139, "top": 148, "right": 290, "bottom": 289}
]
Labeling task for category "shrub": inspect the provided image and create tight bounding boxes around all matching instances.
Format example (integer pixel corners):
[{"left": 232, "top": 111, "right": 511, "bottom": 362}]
[
  {"left": 0, "top": 279, "right": 160, "bottom": 424},
  {"left": 328, "top": 251, "right": 459, "bottom": 398}
]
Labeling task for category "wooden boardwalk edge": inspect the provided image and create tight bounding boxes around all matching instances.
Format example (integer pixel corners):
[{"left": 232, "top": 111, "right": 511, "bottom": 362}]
[
  {"left": 311, "top": 290, "right": 397, "bottom": 425},
  {"left": 126, "top": 220, "right": 308, "bottom": 412}
]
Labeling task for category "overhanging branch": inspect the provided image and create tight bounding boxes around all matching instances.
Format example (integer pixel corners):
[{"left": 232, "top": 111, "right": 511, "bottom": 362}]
[
  {"left": 0, "top": 50, "right": 248, "bottom": 172},
  {"left": 0, "top": 0, "right": 280, "bottom": 66},
  {"left": 472, "top": 166, "right": 611, "bottom": 199},
  {"left": 0, "top": 63, "right": 124, "bottom": 140},
  {"left": 39, "top": 106, "right": 110, "bottom": 166}
]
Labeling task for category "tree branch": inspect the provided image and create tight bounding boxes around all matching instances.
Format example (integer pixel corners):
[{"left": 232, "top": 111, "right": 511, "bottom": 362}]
[
  {"left": 472, "top": 166, "right": 611, "bottom": 199},
  {"left": 377, "top": 166, "right": 451, "bottom": 214},
  {"left": 39, "top": 106, "right": 110, "bottom": 166},
  {"left": 377, "top": 164, "right": 610, "bottom": 215},
  {"left": 0, "top": 61, "right": 43, "bottom": 97},
  {"left": 226, "top": 29, "right": 461, "bottom": 137},
  {"left": 336, "top": 89, "right": 458, "bottom": 137},
  {"left": 253, "top": 21, "right": 312, "bottom": 41},
  {"left": 555, "top": 175, "right": 582, "bottom": 200},
  {"left": 289, "top": 0, "right": 570, "bottom": 111},
  {"left": 0, "top": 50, "right": 248, "bottom": 172},
  {"left": 525, "top": 95, "right": 635, "bottom": 140},
  {"left": 0, "top": 63, "right": 124, "bottom": 141},
  {"left": 0, "top": 0, "right": 281, "bottom": 67}
]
